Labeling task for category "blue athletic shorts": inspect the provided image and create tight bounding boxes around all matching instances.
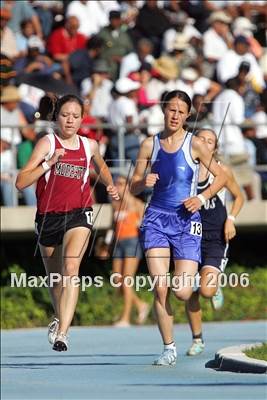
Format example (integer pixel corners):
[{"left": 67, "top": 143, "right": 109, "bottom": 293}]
[
  {"left": 139, "top": 205, "right": 202, "bottom": 262},
  {"left": 113, "top": 237, "right": 142, "bottom": 259}
]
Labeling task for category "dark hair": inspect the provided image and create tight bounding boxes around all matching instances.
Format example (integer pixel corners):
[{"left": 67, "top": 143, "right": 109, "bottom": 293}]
[
  {"left": 161, "top": 90, "right": 192, "bottom": 112},
  {"left": 54, "top": 94, "right": 84, "bottom": 119},
  {"left": 86, "top": 35, "right": 104, "bottom": 50}
]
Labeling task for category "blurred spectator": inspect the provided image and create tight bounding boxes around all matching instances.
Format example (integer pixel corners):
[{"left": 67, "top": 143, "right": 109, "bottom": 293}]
[
  {"left": 187, "top": 93, "right": 213, "bottom": 131},
  {"left": 46, "top": 15, "right": 86, "bottom": 62},
  {"left": 134, "top": 0, "right": 170, "bottom": 57},
  {"left": 0, "top": 53, "right": 17, "bottom": 87},
  {"left": 111, "top": 175, "right": 149, "bottom": 327},
  {"left": 98, "top": 10, "right": 134, "bottom": 80},
  {"left": 81, "top": 59, "right": 113, "bottom": 121},
  {"left": 212, "top": 78, "right": 254, "bottom": 199},
  {"left": 66, "top": 0, "right": 109, "bottom": 38},
  {"left": 1, "top": 85, "right": 36, "bottom": 206},
  {"left": 108, "top": 77, "right": 141, "bottom": 166},
  {"left": 232, "top": 16, "right": 263, "bottom": 59},
  {"left": 3, "top": 0, "right": 43, "bottom": 38},
  {"left": 236, "top": 61, "right": 261, "bottom": 118},
  {"left": 15, "top": 35, "right": 61, "bottom": 78},
  {"left": 15, "top": 19, "right": 34, "bottom": 58},
  {"left": 68, "top": 35, "right": 104, "bottom": 89},
  {"left": 216, "top": 35, "right": 265, "bottom": 91},
  {"left": 0, "top": 7, "right": 18, "bottom": 59},
  {"left": 168, "top": 33, "right": 194, "bottom": 75},
  {"left": 119, "top": 38, "right": 154, "bottom": 79},
  {"left": 139, "top": 90, "right": 167, "bottom": 137},
  {"left": 202, "top": 10, "right": 232, "bottom": 78},
  {"left": 251, "top": 91, "right": 267, "bottom": 140},
  {"left": 146, "top": 56, "right": 178, "bottom": 102},
  {"left": 163, "top": 10, "right": 201, "bottom": 54},
  {"left": 31, "top": 1, "right": 63, "bottom": 39}
]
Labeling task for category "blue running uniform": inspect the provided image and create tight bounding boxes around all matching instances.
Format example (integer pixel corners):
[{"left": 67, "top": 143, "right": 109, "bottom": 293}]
[{"left": 140, "top": 132, "right": 202, "bottom": 262}]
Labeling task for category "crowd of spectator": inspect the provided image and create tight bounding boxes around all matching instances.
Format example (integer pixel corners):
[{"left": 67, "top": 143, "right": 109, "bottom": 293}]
[{"left": 1, "top": 0, "right": 267, "bottom": 205}]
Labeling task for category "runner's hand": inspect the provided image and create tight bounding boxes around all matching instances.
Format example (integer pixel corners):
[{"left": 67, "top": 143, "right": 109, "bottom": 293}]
[
  {"left": 49, "top": 149, "right": 65, "bottom": 166},
  {"left": 144, "top": 173, "right": 159, "bottom": 188},
  {"left": 224, "top": 218, "right": 236, "bottom": 242},
  {"left": 107, "top": 185, "right": 120, "bottom": 200},
  {"left": 183, "top": 196, "right": 202, "bottom": 213}
]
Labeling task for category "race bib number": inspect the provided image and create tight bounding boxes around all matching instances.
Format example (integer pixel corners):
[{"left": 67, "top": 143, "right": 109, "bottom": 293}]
[
  {"left": 190, "top": 221, "right": 202, "bottom": 236},
  {"left": 85, "top": 210, "right": 93, "bottom": 225}
]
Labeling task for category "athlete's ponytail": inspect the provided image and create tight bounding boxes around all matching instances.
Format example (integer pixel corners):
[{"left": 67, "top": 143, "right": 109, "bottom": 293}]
[{"left": 35, "top": 93, "right": 59, "bottom": 122}]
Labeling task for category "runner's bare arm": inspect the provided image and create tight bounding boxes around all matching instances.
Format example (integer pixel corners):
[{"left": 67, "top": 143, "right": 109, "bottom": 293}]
[
  {"left": 16, "top": 136, "right": 64, "bottom": 190},
  {"left": 130, "top": 137, "right": 158, "bottom": 195}
]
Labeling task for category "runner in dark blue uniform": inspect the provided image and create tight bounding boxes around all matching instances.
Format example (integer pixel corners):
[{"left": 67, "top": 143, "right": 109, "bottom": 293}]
[
  {"left": 185, "top": 129, "right": 244, "bottom": 356},
  {"left": 130, "top": 91, "right": 227, "bottom": 366}
]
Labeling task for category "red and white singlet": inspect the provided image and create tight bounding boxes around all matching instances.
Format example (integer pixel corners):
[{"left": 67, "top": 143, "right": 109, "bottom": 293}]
[{"left": 36, "top": 133, "right": 93, "bottom": 213}]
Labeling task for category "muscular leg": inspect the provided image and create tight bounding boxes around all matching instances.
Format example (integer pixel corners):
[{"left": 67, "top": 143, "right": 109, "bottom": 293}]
[
  {"left": 185, "top": 266, "right": 220, "bottom": 337},
  {"left": 146, "top": 248, "right": 173, "bottom": 344},
  {"left": 173, "top": 259, "right": 198, "bottom": 301},
  {"left": 39, "top": 244, "right": 63, "bottom": 318},
  {"left": 58, "top": 227, "right": 90, "bottom": 335}
]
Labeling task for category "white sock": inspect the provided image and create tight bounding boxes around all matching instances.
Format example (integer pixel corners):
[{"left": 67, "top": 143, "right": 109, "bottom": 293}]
[{"left": 164, "top": 342, "right": 176, "bottom": 351}]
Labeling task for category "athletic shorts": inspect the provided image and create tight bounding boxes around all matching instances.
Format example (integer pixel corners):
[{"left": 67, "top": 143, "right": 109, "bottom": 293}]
[
  {"left": 113, "top": 237, "right": 142, "bottom": 259},
  {"left": 200, "top": 235, "right": 229, "bottom": 272},
  {"left": 35, "top": 207, "right": 93, "bottom": 247},
  {"left": 139, "top": 205, "right": 202, "bottom": 262}
]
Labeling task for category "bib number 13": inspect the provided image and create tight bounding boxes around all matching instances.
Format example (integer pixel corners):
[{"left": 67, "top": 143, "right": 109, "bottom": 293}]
[
  {"left": 190, "top": 221, "right": 202, "bottom": 236},
  {"left": 85, "top": 210, "right": 93, "bottom": 225}
]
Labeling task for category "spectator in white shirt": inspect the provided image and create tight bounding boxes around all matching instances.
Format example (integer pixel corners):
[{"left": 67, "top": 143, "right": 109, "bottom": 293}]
[
  {"left": 203, "top": 11, "right": 233, "bottom": 62},
  {"left": 108, "top": 77, "right": 141, "bottom": 166},
  {"left": 216, "top": 35, "right": 265, "bottom": 91},
  {"left": 81, "top": 59, "right": 113, "bottom": 121},
  {"left": 119, "top": 38, "right": 154, "bottom": 79},
  {"left": 212, "top": 78, "right": 254, "bottom": 199}
]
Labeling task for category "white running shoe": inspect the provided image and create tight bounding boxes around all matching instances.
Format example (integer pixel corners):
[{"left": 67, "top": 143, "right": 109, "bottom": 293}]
[
  {"left": 48, "top": 317, "right": 59, "bottom": 345},
  {"left": 153, "top": 348, "right": 177, "bottom": 366},
  {"left": 53, "top": 332, "right": 69, "bottom": 352},
  {"left": 186, "top": 339, "right": 205, "bottom": 356},
  {"left": 211, "top": 287, "right": 224, "bottom": 310}
]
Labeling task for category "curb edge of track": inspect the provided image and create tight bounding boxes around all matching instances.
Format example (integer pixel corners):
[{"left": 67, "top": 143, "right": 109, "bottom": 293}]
[{"left": 205, "top": 342, "right": 267, "bottom": 374}]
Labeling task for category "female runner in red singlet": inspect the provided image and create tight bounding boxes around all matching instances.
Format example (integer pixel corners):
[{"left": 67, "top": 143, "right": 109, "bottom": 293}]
[{"left": 16, "top": 94, "right": 119, "bottom": 351}]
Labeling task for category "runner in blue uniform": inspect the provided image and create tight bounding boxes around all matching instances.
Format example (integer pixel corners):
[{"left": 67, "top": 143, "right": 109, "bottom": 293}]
[
  {"left": 130, "top": 90, "right": 227, "bottom": 366},
  {"left": 185, "top": 128, "right": 244, "bottom": 356}
]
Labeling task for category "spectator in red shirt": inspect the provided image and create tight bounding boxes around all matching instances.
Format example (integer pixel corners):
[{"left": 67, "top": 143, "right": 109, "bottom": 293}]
[{"left": 47, "top": 16, "right": 86, "bottom": 63}]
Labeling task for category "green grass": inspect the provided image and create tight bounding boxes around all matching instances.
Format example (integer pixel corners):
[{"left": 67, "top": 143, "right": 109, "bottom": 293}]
[
  {"left": 245, "top": 343, "right": 267, "bottom": 362},
  {"left": 1, "top": 264, "right": 267, "bottom": 328}
]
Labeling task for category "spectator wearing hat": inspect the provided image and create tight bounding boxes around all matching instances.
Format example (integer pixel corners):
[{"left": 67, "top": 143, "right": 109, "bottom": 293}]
[
  {"left": 1, "top": 85, "right": 36, "bottom": 206},
  {"left": 0, "top": 7, "right": 18, "bottom": 59},
  {"left": 108, "top": 77, "right": 141, "bottom": 166},
  {"left": 216, "top": 35, "right": 265, "bottom": 91},
  {"left": 162, "top": 11, "right": 201, "bottom": 54},
  {"left": 232, "top": 17, "right": 263, "bottom": 59},
  {"left": 66, "top": 0, "right": 111, "bottom": 38},
  {"left": 68, "top": 35, "right": 104, "bottom": 89},
  {"left": 81, "top": 59, "right": 113, "bottom": 121},
  {"left": 146, "top": 56, "right": 178, "bottom": 102},
  {"left": 203, "top": 11, "right": 233, "bottom": 64},
  {"left": 98, "top": 10, "right": 134, "bottom": 81},
  {"left": 119, "top": 38, "right": 154, "bottom": 79},
  {"left": 47, "top": 16, "right": 86, "bottom": 63},
  {"left": 169, "top": 33, "right": 195, "bottom": 76}
]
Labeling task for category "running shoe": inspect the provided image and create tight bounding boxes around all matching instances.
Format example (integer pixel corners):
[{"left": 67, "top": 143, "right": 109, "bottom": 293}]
[
  {"left": 153, "top": 348, "right": 177, "bottom": 366},
  {"left": 211, "top": 287, "right": 224, "bottom": 310},
  {"left": 48, "top": 317, "right": 59, "bottom": 345},
  {"left": 53, "top": 332, "right": 68, "bottom": 352},
  {"left": 186, "top": 339, "right": 205, "bottom": 356}
]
